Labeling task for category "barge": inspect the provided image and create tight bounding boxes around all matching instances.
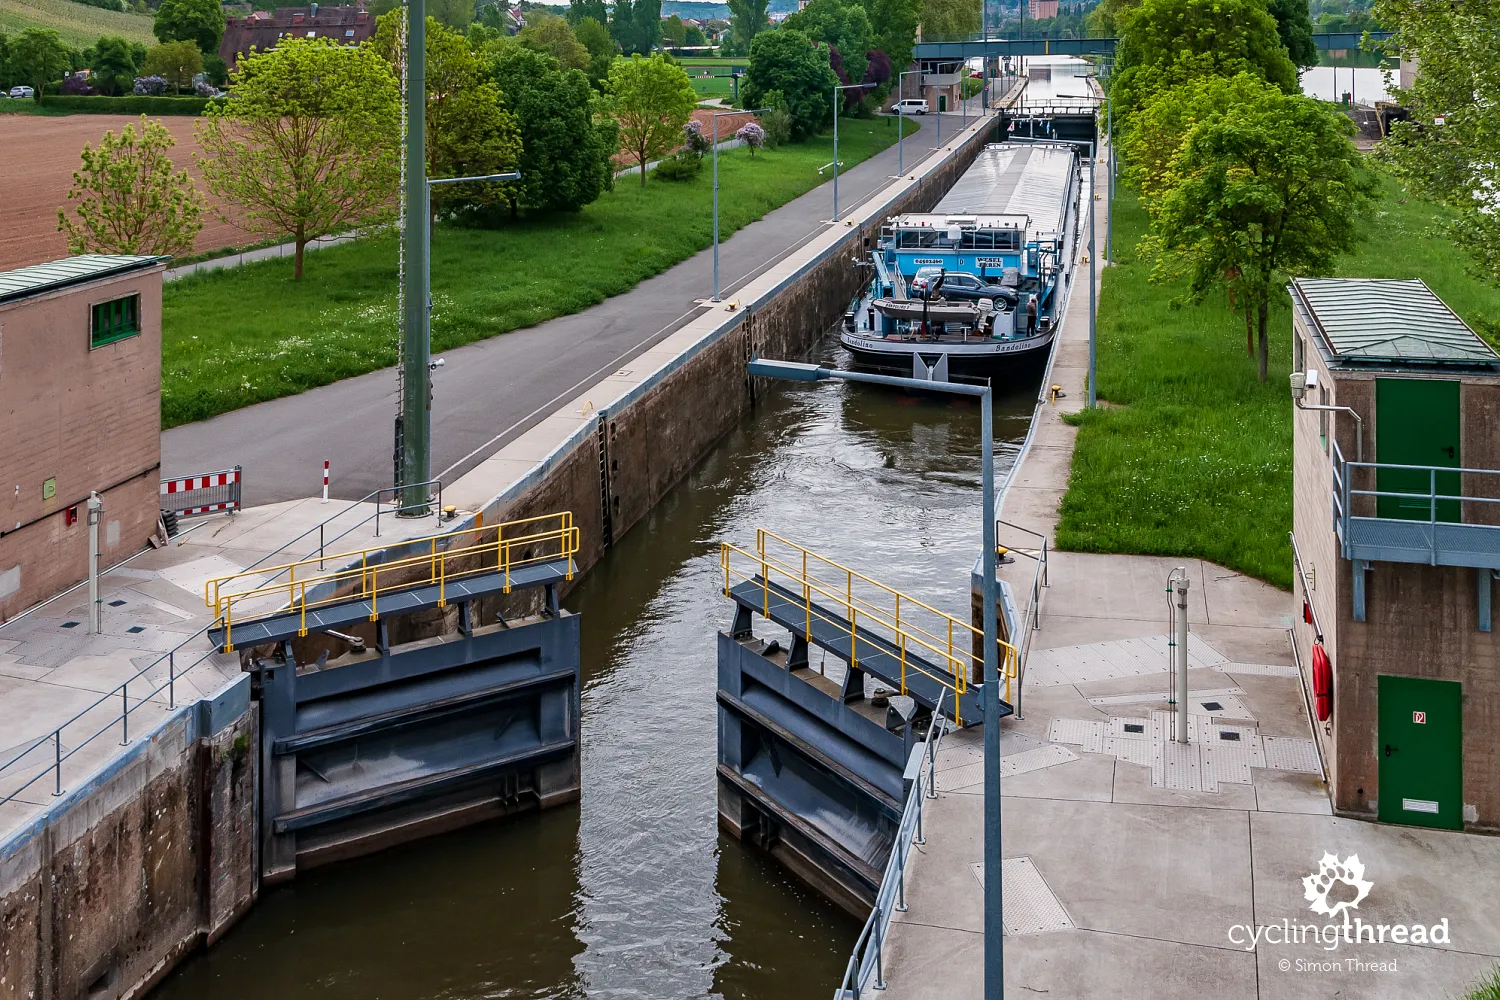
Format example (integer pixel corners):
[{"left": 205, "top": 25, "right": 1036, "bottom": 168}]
[{"left": 841, "top": 141, "right": 1082, "bottom": 382}]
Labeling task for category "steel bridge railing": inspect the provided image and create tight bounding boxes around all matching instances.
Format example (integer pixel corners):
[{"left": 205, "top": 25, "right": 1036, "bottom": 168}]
[
  {"left": 835, "top": 692, "right": 949, "bottom": 999},
  {"left": 721, "top": 531, "right": 1017, "bottom": 725},
  {"left": 205, "top": 511, "right": 578, "bottom": 651},
  {"left": 1333, "top": 440, "right": 1500, "bottom": 563}
]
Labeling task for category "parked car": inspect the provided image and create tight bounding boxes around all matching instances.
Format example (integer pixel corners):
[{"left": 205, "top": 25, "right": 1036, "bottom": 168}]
[
  {"left": 10, "top": 86, "right": 34, "bottom": 99},
  {"left": 911, "top": 267, "right": 1015, "bottom": 304},
  {"left": 894, "top": 98, "right": 929, "bottom": 115}
]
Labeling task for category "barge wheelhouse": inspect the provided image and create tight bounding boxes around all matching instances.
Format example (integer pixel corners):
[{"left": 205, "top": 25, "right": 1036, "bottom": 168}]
[{"left": 842, "top": 141, "right": 1082, "bottom": 383}]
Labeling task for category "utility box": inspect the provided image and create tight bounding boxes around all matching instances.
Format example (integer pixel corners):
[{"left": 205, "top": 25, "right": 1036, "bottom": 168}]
[
  {"left": 1289, "top": 277, "right": 1500, "bottom": 832},
  {"left": 0, "top": 255, "right": 166, "bottom": 621}
]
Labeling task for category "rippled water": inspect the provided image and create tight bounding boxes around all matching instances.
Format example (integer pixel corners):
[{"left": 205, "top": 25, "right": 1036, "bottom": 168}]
[{"left": 150, "top": 336, "right": 1040, "bottom": 1000}]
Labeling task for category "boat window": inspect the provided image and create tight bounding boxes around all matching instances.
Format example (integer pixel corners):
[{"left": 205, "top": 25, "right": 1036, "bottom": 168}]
[
  {"left": 898, "top": 229, "right": 940, "bottom": 249},
  {"left": 962, "top": 229, "right": 1020, "bottom": 252}
]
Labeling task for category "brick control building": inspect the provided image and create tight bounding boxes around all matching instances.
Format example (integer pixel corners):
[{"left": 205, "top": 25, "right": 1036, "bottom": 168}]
[
  {"left": 0, "top": 255, "right": 166, "bottom": 621},
  {"left": 1290, "top": 277, "right": 1500, "bottom": 833}
]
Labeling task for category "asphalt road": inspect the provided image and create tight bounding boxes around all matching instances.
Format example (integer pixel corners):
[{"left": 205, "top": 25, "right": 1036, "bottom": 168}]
[{"left": 163, "top": 117, "right": 969, "bottom": 507}]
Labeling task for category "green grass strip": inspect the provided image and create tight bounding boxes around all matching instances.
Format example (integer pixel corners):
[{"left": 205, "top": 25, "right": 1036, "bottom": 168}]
[
  {"left": 1056, "top": 173, "right": 1497, "bottom": 591},
  {"left": 161, "top": 117, "right": 913, "bottom": 428}
]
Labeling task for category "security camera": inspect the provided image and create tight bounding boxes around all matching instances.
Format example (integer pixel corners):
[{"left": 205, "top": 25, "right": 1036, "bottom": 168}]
[{"left": 1289, "top": 372, "right": 1306, "bottom": 400}]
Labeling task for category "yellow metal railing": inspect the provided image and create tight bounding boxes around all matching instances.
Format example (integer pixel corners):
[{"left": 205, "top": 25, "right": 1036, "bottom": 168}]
[
  {"left": 720, "top": 530, "right": 1017, "bottom": 725},
  {"left": 205, "top": 512, "right": 578, "bottom": 651}
]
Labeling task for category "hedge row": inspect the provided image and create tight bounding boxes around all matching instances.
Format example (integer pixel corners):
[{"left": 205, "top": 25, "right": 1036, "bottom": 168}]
[{"left": 38, "top": 95, "right": 212, "bottom": 114}]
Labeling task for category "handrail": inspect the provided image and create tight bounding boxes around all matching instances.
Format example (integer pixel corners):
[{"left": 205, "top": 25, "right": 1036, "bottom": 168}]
[
  {"left": 205, "top": 512, "right": 578, "bottom": 651},
  {"left": 0, "top": 617, "right": 224, "bottom": 810},
  {"left": 996, "top": 518, "right": 1048, "bottom": 719},
  {"left": 721, "top": 533, "right": 1020, "bottom": 724},
  {"left": 835, "top": 692, "right": 949, "bottom": 999}
]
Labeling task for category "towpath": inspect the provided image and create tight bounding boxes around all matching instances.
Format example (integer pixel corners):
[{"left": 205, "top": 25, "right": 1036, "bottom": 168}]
[{"left": 163, "top": 115, "right": 977, "bottom": 507}]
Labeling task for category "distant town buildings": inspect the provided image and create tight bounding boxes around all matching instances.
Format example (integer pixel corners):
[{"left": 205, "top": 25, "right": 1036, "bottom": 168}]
[
  {"left": 219, "top": 4, "right": 377, "bottom": 69},
  {"left": 1028, "top": 0, "right": 1060, "bottom": 18}
]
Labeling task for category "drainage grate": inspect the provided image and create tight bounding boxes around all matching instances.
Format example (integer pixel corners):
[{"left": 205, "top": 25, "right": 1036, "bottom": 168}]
[
  {"left": 61, "top": 621, "right": 79, "bottom": 628},
  {"left": 1201, "top": 701, "right": 1225, "bottom": 712},
  {"left": 108, "top": 600, "right": 127, "bottom": 607},
  {"left": 126, "top": 626, "right": 145, "bottom": 634},
  {"left": 1219, "top": 730, "right": 1241, "bottom": 741},
  {"left": 1123, "top": 723, "right": 1145, "bottom": 734}
]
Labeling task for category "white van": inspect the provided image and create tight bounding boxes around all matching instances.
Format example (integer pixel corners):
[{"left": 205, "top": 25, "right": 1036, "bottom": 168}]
[{"left": 894, "top": 98, "right": 929, "bottom": 115}]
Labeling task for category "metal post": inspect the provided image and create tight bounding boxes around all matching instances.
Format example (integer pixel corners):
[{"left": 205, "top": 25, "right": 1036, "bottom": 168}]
[
  {"left": 54, "top": 732, "right": 62, "bottom": 796},
  {"left": 86, "top": 491, "right": 102, "bottom": 634},
  {"left": 1105, "top": 93, "right": 1113, "bottom": 264},
  {"left": 833, "top": 88, "right": 840, "bottom": 222},
  {"left": 713, "top": 113, "right": 722, "bottom": 300},
  {"left": 1175, "top": 577, "right": 1190, "bottom": 745},
  {"left": 1087, "top": 146, "right": 1097, "bottom": 408},
  {"left": 120, "top": 680, "right": 128, "bottom": 745},
  {"left": 168, "top": 649, "right": 175, "bottom": 708},
  {"left": 980, "top": 386, "right": 1003, "bottom": 1000},
  {"left": 399, "top": 0, "right": 430, "bottom": 514}
]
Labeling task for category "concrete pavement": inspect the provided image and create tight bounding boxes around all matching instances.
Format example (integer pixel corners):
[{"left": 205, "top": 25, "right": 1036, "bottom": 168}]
[{"left": 163, "top": 119, "right": 961, "bottom": 508}]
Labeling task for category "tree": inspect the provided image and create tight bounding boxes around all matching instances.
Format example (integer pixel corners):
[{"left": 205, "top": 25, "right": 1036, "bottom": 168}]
[
  {"left": 685, "top": 24, "right": 706, "bottom": 45},
  {"left": 10, "top": 28, "right": 70, "bottom": 102},
  {"left": 374, "top": 13, "right": 522, "bottom": 215},
  {"left": 58, "top": 115, "right": 204, "bottom": 256},
  {"left": 741, "top": 29, "right": 838, "bottom": 140},
  {"left": 490, "top": 45, "right": 616, "bottom": 217},
  {"left": 867, "top": 0, "right": 920, "bottom": 82},
  {"left": 152, "top": 0, "right": 224, "bottom": 54},
  {"left": 736, "top": 119, "right": 765, "bottom": 156},
  {"left": 429, "top": 0, "right": 476, "bottom": 28},
  {"left": 920, "top": 0, "right": 980, "bottom": 38},
  {"left": 568, "top": 0, "right": 608, "bottom": 24},
  {"left": 1120, "top": 71, "right": 1275, "bottom": 202},
  {"left": 196, "top": 38, "right": 400, "bottom": 279},
  {"left": 1375, "top": 0, "right": 1500, "bottom": 287},
  {"left": 610, "top": 0, "right": 636, "bottom": 51},
  {"left": 1143, "top": 84, "right": 1376, "bottom": 381},
  {"left": 1266, "top": 0, "right": 1317, "bottom": 67},
  {"left": 142, "top": 40, "right": 202, "bottom": 93},
  {"left": 87, "top": 35, "right": 138, "bottom": 95},
  {"left": 574, "top": 15, "right": 615, "bottom": 89},
  {"left": 784, "top": 0, "right": 871, "bottom": 89},
  {"left": 519, "top": 16, "right": 589, "bottom": 69},
  {"left": 1110, "top": 0, "right": 1298, "bottom": 125},
  {"left": 607, "top": 53, "right": 695, "bottom": 185},
  {"left": 631, "top": 0, "right": 662, "bottom": 51},
  {"left": 726, "top": 0, "right": 769, "bottom": 54}
]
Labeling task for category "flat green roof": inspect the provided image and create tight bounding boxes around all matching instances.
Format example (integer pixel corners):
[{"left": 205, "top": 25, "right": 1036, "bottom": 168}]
[
  {"left": 1291, "top": 278, "right": 1500, "bottom": 367},
  {"left": 0, "top": 255, "right": 165, "bottom": 307}
]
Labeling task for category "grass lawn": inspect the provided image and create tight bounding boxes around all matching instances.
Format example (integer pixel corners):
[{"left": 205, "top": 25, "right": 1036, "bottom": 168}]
[
  {"left": 0, "top": 0, "right": 155, "bottom": 47},
  {"left": 688, "top": 74, "right": 734, "bottom": 98},
  {"left": 162, "top": 116, "right": 916, "bottom": 427},
  {"left": 1055, "top": 171, "right": 1499, "bottom": 590}
]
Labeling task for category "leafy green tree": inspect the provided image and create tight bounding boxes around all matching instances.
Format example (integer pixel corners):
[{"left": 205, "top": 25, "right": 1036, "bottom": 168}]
[
  {"left": 1143, "top": 83, "right": 1376, "bottom": 381},
  {"left": 662, "top": 13, "right": 687, "bottom": 44},
  {"left": 374, "top": 13, "right": 522, "bottom": 214},
  {"left": 142, "top": 40, "right": 202, "bottom": 93},
  {"left": 685, "top": 24, "right": 706, "bottom": 45},
  {"left": 607, "top": 52, "right": 695, "bottom": 184},
  {"left": 519, "top": 16, "right": 589, "bottom": 69},
  {"left": 152, "top": 0, "right": 225, "bottom": 54},
  {"left": 741, "top": 28, "right": 838, "bottom": 140},
  {"left": 1121, "top": 71, "right": 1276, "bottom": 201},
  {"left": 87, "top": 35, "right": 138, "bottom": 95},
  {"left": 1110, "top": 0, "right": 1298, "bottom": 125},
  {"left": 784, "top": 0, "right": 871, "bottom": 87},
  {"left": 203, "top": 53, "right": 228, "bottom": 86},
  {"left": 868, "top": 0, "right": 920, "bottom": 81},
  {"left": 196, "top": 38, "right": 400, "bottom": 279},
  {"left": 920, "top": 0, "right": 980, "bottom": 38},
  {"left": 632, "top": 0, "right": 662, "bottom": 51},
  {"left": 726, "top": 0, "right": 769, "bottom": 54},
  {"left": 1375, "top": 0, "right": 1500, "bottom": 287},
  {"left": 610, "top": 0, "right": 638, "bottom": 51},
  {"left": 574, "top": 15, "right": 615, "bottom": 88},
  {"left": 429, "top": 0, "right": 476, "bottom": 28},
  {"left": 58, "top": 115, "right": 204, "bottom": 256},
  {"left": 490, "top": 45, "right": 617, "bottom": 216},
  {"left": 568, "top": 0, "right": 608, "bottom": 24},
  {"left": 1266, "top": 0, "right": 1317, "bottom": 67},
  {"left": 10, "top": 28, "right": 70, "bottom": 102}
]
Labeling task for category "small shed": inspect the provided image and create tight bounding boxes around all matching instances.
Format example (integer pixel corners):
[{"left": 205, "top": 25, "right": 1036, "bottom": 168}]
[{"left": 1289, "top": 277, "right": 1500, "bottom": 832}]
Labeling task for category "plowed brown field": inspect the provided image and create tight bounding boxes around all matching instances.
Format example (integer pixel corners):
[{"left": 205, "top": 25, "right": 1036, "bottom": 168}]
[{"left": 0, "top": 113, "right": 255, "bottom": 271}]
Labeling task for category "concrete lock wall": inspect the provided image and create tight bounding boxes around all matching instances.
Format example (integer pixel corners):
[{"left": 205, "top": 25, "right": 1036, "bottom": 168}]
[{"left": 0, "top": 676, "right": 256, "bottom": 1000}]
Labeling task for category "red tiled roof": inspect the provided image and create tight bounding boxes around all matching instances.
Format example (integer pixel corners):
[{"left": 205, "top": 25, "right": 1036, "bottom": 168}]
[{"left": 219, "top": 5, "right": 376, "bottom": 68}]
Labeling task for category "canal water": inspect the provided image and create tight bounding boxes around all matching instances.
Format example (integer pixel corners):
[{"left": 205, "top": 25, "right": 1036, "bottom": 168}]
[{"left": 149, "top": 336, "right": 1042, "bottom": 1000}]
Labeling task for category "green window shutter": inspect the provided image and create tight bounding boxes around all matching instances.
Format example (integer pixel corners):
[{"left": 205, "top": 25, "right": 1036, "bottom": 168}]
[{"left": 90, "top": 294, "right": 141, "bottom": 348}]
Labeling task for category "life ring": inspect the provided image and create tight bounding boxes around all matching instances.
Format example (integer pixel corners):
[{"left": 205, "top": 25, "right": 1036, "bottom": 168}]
[{"left": 1311, "top": 643, "right": 1333, "bottom": 722}]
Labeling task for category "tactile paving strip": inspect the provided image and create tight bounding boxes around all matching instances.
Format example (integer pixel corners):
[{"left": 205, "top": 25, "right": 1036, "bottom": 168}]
[
  {"left": 1003, "top": 744, "right": 1079, "bottom": 777},
  {"left": 1152, "top": 739, "right": 1202, "bottom": 791},
  {"left": 1220, "top": 662, "right": 1301, "bottom": 678},
  {"left": 1024, "top": 634, "right": 1228, "bottom": 688},
  {"left": 970, "top": 857, "right": 1076, "bottom": 935},
  {"left": 1102, "top": 735, "right": 1152, "bottom": 766},
  {"left": 1261, "top": 736, "right": 1323, "bottom": 774},
  {"left": 936, "top": 760, "right": 986, "bottom": 791},
  {"left": 1048, "top": 718, "right": 1106, "bottom": 753}
]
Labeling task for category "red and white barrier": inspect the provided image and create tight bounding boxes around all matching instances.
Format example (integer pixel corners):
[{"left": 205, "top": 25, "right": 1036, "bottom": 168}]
[
  {"left": 322, "top": 460, "right": 330, "bottom": 504},
  {"left": 161, "top": 466, "right": 242, "bottom": 518}
]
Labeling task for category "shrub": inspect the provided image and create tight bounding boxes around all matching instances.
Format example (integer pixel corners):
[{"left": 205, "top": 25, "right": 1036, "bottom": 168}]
[
  {"left": 61, "top": 74, "right": 94, "bottom": 95},
  {"left": 39, "top": 94, "right": 212, "bottom": 113},
  {"left": 653, "top": 149, "right": 702, "bottom": 180},
  {"left": 133, "top": 74, "right": 167, "bottom": 95},
  {"left": 760, "top": 90, "right": 793, "bottom": 147},
  {"left": 194, "top": 79, "right": 217, "bottom": 97},
  {"left": 736, "top": 120, "right": 765, "bottom": 156},
  {"left": 683, "top": 118, "right": 712, "bottom": 156}
]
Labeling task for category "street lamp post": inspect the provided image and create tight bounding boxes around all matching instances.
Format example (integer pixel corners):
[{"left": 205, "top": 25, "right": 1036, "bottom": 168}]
[
  {"left": 832, "top": 82, "right": 876, "bottom": 222},
  {"left": 712, "top": 107, "right": 770, "bottom": 303},
  {"left": 745, "top": 357, "right": 1003, "bottom": 1000},
  {"left": 896, "top": 69, "right": 921, "bottom": 176}
]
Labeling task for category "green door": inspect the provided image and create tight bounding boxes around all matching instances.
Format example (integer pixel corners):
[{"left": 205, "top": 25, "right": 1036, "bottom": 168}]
[
  {"left": 1376, "top": 378, "right": 1461, "bottom": 521},
  {"left": 938, "top": 95, "right": 947, "bottom": 112},
  {"left": 1377, "top": 675, "right": 1462, "bottom": 830}
]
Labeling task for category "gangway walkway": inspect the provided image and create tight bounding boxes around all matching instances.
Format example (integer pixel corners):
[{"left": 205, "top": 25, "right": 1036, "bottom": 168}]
[
  {"left": 204, "top": 512, "right": 579, "bottom": 651},
  {"left": 721, "top": 531, "right": 1014, "bottom": 727}
]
